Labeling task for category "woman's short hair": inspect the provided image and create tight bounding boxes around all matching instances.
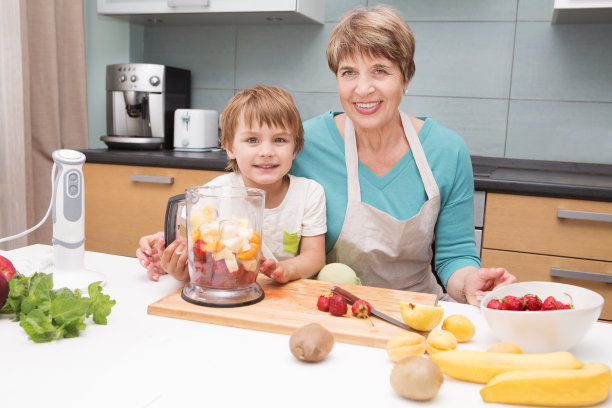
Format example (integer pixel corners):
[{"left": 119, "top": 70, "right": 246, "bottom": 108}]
[
  {"left": 326, "top": 4, "right": 415, "bottom": 83},
  {"left": 221, "top": 84, "right": 304, "bottom": 173}
]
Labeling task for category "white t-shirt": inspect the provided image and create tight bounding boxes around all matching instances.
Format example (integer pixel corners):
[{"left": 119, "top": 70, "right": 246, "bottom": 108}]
[{"left": 205, "top": 173, "right": 327, "bottom": 261}]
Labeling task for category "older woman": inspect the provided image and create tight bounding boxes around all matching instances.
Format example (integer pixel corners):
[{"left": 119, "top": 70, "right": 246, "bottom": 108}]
[{"left": 291, "top": 5, "right": 516, "bottom": 305}]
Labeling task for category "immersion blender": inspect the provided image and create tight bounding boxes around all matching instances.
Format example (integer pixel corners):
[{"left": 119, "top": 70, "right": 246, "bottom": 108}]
[{"left": 51, "top": 149, "right": 105, "bottom": 290}]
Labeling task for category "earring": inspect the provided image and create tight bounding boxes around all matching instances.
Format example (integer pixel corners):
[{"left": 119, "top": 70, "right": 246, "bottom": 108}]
[{"left": 403, "top": 88, "right": 409, "bottom": 96}]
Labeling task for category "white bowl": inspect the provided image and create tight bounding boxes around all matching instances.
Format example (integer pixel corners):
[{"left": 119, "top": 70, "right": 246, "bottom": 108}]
[{"left": 480, "top": 281, "right": 604, "bottom": 353}]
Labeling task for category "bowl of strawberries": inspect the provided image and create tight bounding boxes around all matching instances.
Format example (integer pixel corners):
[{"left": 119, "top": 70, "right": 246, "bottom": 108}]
[{"left": 480, "top": 281, "right": 604, "bottom": 353}]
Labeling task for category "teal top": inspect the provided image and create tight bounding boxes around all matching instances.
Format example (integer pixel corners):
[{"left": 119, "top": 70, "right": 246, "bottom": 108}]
[{"left": 291, "top": 111, "right": 480, "bottom": 287}]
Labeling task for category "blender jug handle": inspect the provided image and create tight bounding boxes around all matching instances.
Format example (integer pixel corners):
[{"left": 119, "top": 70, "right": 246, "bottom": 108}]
[{"left": 164, "top": 193, "right": 186, "bottom": 248}]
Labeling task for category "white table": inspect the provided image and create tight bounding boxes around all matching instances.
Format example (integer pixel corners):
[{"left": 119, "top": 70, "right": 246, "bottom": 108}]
[{"left": 1, "top": 245, "right": 611, "bottom": 408}]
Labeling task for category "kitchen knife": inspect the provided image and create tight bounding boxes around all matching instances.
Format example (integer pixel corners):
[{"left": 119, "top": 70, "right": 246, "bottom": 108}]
[{"left": 330, "top": 286, "right": 418, "bottom": 332}]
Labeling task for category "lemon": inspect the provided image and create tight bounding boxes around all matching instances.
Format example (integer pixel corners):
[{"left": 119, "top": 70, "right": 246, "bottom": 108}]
[
  {"left": 399, "top": 302, "right": 444, "bottom": 331},
  {"left": 441, "top": 314, "right": 475, "bottom": 343}
]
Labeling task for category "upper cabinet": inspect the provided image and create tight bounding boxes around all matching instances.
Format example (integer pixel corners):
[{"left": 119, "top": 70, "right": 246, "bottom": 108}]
[
  {"left": 97, "top": 0, "right": 325, "bottom": 25},
  {"left": 552, "top": 0, "right": 612, "bottom": 24}
]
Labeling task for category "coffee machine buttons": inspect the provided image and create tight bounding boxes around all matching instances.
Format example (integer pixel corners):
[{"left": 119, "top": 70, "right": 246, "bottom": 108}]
[
  {"left": 130, "top": 75, "right": 138, "bottom": 82},
  {"left": 149, "top": 76, "right": 160, "bottom": 86},
  {"left": 120, "top": 75, "right": 127, "bottom": 82}
]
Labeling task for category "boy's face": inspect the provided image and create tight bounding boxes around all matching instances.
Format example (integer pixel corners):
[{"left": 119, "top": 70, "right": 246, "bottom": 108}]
[{"left": 225, "top": 115, "right": 297, "bottom": 189}]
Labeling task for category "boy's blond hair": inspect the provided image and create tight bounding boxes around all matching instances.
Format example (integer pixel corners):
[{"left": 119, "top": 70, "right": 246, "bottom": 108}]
[{"left": 221, "top": 84, "right": 304, "bottom": 173}]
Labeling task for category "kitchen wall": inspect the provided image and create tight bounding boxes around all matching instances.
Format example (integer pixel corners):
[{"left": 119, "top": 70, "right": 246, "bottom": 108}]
[{"left": 85, "top": 0, "right": 612, "bottom": 165}]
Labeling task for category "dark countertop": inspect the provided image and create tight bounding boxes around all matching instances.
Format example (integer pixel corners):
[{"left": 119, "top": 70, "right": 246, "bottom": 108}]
[{"left": 81, "top": 149, "right": 612, "bottom": 202}]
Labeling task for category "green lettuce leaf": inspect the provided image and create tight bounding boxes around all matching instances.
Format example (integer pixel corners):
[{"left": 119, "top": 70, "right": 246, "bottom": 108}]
[
  {"left": 5, "top": 272, "right": 115, "bottom": 342},
  {"left": 88, "top": 281, "right": 116, "bottom": 325},
  {"left": 19, "top": 309, "right": 59, "bottom": 343}
]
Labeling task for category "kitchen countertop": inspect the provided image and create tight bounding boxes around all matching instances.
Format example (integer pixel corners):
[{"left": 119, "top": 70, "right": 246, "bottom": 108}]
[
  {"left": 81, "top": 149, "right": 612, "bottom": 201},
  {"left": 2, "top": 244, "right": 611, "bottom": 408}
]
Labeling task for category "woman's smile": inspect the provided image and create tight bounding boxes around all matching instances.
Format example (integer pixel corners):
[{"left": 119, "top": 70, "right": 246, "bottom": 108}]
[{"left": 354, "top": 101, "right": 382, "bottom": 114}]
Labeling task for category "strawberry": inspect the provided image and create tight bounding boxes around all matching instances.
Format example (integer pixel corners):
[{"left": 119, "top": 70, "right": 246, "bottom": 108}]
[
  {"left": 193, "top": 240, "right": 206, "bottom": 259},
  {"left": 351, "top": 299, "right": 372, "bottom": 319},
  {"left": 502, "top": 295, "right": 523, "bottom": 311},
  {"left": 328, "top": 294, "right": 347, "bottom": 316},
  {"left": 317, "top": 294, "right": 331, "bottom": 312},
  {"left": 487, "top": 299, "right": 505, "bottom": 310},
  {"left": 521, "top": 294, "right": 542, "bottom": 311},
  {"left": 541, "top": 296, "right": 558, "bottom": 311}
]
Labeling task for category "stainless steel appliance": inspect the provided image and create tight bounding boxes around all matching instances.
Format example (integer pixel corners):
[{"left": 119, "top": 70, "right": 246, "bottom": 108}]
[{"left": 101, "top": 63, "right": 191, "bottom": 150}]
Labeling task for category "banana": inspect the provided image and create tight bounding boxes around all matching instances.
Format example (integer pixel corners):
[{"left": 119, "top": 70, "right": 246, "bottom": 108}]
[
  {"left": 480, "top": 362, "right": 611, "bottom": 407},
  {"left": 428, "top": 349, "right": 583, "bottom": 384}
]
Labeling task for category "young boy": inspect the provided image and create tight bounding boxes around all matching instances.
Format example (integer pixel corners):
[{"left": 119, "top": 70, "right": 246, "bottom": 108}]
[{"left": 137, "top": 84, "right": 327, "bottom": 284}]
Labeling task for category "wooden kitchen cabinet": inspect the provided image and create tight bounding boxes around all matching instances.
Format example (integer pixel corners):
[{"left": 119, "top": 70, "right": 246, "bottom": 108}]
[
  {"left": 84, "top": 163, "right": 224, "bottom": 257},
  {"left": 481, "top": 193, "right": 612, "bottom": 321}
]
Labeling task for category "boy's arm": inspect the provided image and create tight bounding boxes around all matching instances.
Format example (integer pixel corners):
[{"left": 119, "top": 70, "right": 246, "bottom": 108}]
[{"left": 267, "top": 234, "right": 326, "bottom": 283}]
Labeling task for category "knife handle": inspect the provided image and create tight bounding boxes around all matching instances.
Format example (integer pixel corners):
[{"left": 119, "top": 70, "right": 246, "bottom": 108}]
[{"left": 330, "top": 286, "right": 359, "bottom": 305}]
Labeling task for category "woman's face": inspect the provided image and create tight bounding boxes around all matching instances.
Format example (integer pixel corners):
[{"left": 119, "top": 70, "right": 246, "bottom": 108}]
[{"left": 336, "top": 53, "right": 408, "bottom": 133}]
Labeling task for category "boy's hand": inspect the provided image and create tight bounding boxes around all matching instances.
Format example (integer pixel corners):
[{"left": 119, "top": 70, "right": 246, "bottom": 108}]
[
  {"left": 259, "top": 257, "right": 291, "bottom": 283},
  {"left": 136, "top": 232, "right": 166, "bottom": 281},
  {"left": 160, "top": 239, "right": 189, "bottom": 282}
]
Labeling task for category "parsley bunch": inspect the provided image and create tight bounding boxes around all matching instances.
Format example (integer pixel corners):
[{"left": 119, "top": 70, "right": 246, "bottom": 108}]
[{"left": 2, "top": 272, "right": 116, "bottom": 343}]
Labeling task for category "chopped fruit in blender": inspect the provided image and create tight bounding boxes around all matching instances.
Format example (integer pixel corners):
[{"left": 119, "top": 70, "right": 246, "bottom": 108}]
[
  {"left": 237, "top": 232, "right": 261, "bottom": 260},
  {"left": 188, "top": 204, "right": 261, "bottom": 288},
  {"left": 193, "top": 240, "right": 206, "bottom": 259}
]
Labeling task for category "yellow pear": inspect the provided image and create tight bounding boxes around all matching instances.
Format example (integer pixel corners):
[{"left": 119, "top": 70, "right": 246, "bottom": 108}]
[{"left": 399, "top": 302, "right": 444, "bottom": 331}]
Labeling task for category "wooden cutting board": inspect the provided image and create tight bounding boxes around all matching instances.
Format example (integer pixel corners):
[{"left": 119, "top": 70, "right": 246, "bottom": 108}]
[{"left": 147, "top": 276, "right": 437, "bottom": 348}]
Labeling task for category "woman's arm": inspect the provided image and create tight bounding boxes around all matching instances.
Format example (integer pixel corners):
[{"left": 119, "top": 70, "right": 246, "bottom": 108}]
[{"left": 259, "top": 234, "right": 326, "bottom": 283}]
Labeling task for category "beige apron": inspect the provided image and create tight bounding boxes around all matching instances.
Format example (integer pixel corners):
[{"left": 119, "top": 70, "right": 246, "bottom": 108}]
[{"left": 328, "top": 111, "right": 451, "bottom": 301}]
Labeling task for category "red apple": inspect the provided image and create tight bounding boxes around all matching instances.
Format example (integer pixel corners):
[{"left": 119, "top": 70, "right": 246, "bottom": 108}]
[
  {"left": 0, "top": 272, "right": 8, "bottom": 309},
  {"left": 0, "top": 255, "right": 17, "bottom": 281}
]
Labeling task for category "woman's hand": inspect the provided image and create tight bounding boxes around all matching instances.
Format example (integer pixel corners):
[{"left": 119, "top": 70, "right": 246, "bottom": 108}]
[
  {"left": 136, "top": 232, "right": 166, "bottom": 281},
  {"left": 160, "top": 239, "right": 189, "bottom": 282},
  {"left": 447, "top": 266, "right": 518, "bottom": 306},
  {"left": 463, "top": 267, "right": 517, "bottom": 306}
]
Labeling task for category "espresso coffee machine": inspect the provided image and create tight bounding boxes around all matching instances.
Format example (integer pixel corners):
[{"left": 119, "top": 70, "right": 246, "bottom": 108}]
[{"left": 101, "top": 63, "right": 191, "bottom": 150}]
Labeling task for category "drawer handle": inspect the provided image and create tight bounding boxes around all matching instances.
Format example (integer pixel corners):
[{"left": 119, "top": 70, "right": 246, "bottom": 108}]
[
  {"left": 551, "top": 268, "right": 612, "bottom": 283},
  {"left": 557, "top": 209, "right": 612, "bottom": 223},
  {"left": 130, "top": 174, "right": 174, "bottom": 184}
]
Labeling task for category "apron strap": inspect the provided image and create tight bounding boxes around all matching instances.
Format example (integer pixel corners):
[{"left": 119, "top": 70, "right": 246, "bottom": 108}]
[
  {"left": 343, "top": 117, "right": 362, "bottom": 202},
  {"left": 343, "top": 112, "right": 440, "bottom": 202},
  {"left": 399, "top": 112, "right": 440, "bottom": 200}
]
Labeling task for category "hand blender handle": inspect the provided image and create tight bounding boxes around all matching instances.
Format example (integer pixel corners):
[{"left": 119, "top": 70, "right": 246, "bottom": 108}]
[
  {"left": 52, "top": 150, "right": 86, "bottom": 245},
  {"left": 164, "top": 194, "right": 186, "bottom": 248}
]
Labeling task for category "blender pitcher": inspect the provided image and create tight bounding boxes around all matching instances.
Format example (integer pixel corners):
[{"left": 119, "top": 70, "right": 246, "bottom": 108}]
[{"left": 167, "top": 185, "right": 266, "bottom": 307}]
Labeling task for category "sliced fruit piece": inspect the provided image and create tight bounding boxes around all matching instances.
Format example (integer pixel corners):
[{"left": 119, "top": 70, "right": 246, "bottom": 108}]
[{"left": 399, "top": 302, "right": 444, "bottom": 331}]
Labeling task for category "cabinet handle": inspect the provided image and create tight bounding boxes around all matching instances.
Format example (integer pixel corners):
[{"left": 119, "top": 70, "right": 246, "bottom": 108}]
[
  {"left": 557, "top": 209, "right": 612, "bottom": 223},
  {"left": 551, "top": 268, "right": 612, "bottom": 283},
  {"left": 130, "top": 174, "right": 174, "bottom": 184}
]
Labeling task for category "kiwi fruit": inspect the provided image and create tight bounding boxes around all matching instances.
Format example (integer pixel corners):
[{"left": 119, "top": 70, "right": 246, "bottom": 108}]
[
  {"left": 390, "top": 356, "right": 444, "bottom": 400},
  {"left": 289, "top": 323, "right": 334, "bottom": 362}
]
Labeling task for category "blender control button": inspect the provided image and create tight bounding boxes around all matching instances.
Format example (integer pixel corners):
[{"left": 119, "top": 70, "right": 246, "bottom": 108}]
[
  {"left": 149, "top": 76, "right": 160, "bottom": 86},
  {"left": 69, "top": 185, "right": 78, "bottom": 196},
  {"left": 69, "top": 173, "right": 78, "bottom": 181},
  {"left": 130, "top": 75, "right": 138, "bottom": 82}
]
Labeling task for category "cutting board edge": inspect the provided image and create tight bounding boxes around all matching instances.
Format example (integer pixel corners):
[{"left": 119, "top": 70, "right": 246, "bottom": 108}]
[{"left": 147, "top": 302, "right": 393, "bottom": 349}]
